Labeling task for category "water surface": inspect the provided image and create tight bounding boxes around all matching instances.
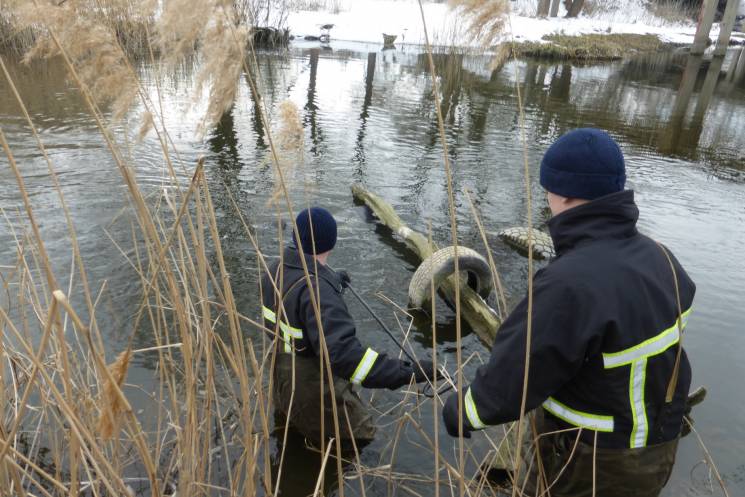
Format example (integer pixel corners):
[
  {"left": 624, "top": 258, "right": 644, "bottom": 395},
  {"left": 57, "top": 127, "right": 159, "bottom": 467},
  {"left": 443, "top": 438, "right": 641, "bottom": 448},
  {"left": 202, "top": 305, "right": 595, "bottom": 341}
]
[{"left": 1, "top": 45, "right": 744, "bottom": 496}]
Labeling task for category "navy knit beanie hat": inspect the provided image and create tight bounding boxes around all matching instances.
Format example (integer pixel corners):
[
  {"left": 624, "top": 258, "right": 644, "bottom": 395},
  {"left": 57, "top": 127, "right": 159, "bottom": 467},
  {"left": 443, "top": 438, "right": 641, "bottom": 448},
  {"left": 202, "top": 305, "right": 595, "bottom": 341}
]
[
  {"left": 540, "top": 128, "right": 625, "bottom": 200},
  {"left": 294, "top": 207, "right": 337, "bottom": 255}
]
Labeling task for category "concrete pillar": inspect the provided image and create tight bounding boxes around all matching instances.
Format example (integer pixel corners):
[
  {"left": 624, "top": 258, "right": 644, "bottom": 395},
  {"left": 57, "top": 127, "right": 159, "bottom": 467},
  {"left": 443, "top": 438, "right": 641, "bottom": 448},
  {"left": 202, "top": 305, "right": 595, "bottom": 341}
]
[
  {"left": 691, "top": 0, "right": 719, "bottom": 55},
  {"left": 550, "top": 0, "right": 561, "bottom": 17},
  {"left": 715, "top": 0, "right": 741, "bottom": 56}
]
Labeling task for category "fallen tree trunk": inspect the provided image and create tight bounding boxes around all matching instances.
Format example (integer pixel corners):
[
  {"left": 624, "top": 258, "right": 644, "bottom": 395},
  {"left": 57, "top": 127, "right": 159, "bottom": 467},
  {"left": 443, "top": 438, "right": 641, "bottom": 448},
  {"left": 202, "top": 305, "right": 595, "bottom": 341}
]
[{"left": 351, "top": 184, "right": 500, "bottom": 346}]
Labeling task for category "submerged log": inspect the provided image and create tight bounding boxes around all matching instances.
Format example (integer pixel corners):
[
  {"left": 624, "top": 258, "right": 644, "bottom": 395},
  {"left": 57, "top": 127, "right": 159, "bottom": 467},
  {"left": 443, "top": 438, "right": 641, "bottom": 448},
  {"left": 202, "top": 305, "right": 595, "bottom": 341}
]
[
  {"left": 351, "top": 184, "right": 500, "bottom": 346},
  {"left": 353, "top": 185, "right": 520, "bottom": 473}
]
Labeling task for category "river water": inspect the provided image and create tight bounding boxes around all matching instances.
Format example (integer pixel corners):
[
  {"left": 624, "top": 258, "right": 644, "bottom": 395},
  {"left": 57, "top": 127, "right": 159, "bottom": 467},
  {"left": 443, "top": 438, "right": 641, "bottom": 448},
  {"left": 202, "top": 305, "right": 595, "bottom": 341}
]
[{"left": 1, "top": 44, "right": 744, "bottom": 496}]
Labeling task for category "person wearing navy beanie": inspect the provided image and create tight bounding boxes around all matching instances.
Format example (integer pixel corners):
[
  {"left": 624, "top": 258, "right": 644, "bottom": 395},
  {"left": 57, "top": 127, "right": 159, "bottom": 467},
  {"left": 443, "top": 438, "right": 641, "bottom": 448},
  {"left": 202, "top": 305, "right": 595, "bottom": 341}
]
[
  {"left": 443, "top": 129, "right": 697, "bottom": 497},
  {"left": 540, "top": 128, "right": 625, "bottom": 201},
  {"left": 293, "top": 207, "right": 338, "bottom": 257},
  {"left": 261, "top": 206, "right": 438, "bottom": 448}
]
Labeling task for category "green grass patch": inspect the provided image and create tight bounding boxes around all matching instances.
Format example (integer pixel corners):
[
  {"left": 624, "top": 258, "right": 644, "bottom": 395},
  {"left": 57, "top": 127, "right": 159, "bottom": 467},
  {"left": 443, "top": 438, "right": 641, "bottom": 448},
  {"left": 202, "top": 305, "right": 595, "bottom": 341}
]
[{"left": 514, "top": 33, "right": 665, "bottom": 61}]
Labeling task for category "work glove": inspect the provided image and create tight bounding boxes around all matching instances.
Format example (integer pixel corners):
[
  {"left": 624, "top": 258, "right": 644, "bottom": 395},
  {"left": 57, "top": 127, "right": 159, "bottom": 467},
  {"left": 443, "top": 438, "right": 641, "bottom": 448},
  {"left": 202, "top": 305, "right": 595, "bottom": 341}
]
[
  {"left": 412, "top": 359, "right": 441, "bottom": 383},
  {"left": 442, "top": 391, "right": 473, "bottom": 438},
  {"left": 337, "top": 269, "right": 351, "bottom": 289}
]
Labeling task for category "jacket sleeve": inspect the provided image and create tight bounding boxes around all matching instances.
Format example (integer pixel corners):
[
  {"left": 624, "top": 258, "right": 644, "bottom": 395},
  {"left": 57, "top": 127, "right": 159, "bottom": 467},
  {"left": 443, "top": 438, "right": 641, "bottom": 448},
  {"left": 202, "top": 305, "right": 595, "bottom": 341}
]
[
  {"left": 459, "top": 268, "right": 600, "bottom": 430},
  {"left": 299, "top": 278, "right": 416, "bottom": 389}
]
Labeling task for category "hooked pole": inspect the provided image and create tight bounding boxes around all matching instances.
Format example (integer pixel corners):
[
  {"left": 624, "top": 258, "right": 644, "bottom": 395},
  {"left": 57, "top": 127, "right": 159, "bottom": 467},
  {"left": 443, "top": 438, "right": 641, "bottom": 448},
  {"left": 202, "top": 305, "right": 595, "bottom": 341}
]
[{"left": 343, "top": 282, "right": 421, "bottom": 366}]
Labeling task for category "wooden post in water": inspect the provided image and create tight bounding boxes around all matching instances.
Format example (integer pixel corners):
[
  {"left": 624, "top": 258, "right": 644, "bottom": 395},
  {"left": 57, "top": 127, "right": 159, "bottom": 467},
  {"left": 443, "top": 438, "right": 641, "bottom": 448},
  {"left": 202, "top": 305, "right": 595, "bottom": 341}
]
[
  {"left": 660, "top": 55, "right": 704, "bottom": 153},
  {"left": 690, "top": 56, "right": 726, "bottom": 139},
  {"left": 734, "top": 47, "right": 745, "bottom": 84},
  {"left": 726, "top": 47, "right": 743, "bottom": 82},
  {"left": 691, "top": 0, "right": 719, "bottom": 55},
  {"left": 714, "top": 0, "right": 741, "bottom": 56}
]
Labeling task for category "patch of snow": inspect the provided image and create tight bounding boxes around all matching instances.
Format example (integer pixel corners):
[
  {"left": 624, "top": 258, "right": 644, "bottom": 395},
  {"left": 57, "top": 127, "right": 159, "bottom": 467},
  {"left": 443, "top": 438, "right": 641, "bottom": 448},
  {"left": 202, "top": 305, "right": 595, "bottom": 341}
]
[{"left": 286, "top": 0, "right": 719, "bottom": 49}]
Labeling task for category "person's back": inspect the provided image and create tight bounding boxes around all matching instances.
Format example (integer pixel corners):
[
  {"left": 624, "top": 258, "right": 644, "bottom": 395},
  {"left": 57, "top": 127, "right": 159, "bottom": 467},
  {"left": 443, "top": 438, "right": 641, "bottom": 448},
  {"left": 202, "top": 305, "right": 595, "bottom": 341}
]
[
  {"left": 443, "top": 129, "right": 695, "bottom": 497},
  {"left": 539, "top": 189, "right": 694, "bottom": 450}
]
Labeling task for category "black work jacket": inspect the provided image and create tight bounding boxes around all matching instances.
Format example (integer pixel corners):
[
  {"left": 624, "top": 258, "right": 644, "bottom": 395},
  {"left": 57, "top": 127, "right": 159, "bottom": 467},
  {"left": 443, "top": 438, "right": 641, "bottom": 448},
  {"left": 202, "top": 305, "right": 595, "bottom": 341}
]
[
  {"left": 261, "top": 246, "right": 417, "bottom": 389},
  {"left": 463, "top": 190, "right": 695, "bottom": 449}
]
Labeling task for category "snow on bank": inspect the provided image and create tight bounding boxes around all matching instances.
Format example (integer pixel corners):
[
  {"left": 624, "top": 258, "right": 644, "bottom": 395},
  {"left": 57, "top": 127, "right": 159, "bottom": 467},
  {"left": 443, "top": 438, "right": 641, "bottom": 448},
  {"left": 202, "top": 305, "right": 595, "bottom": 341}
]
[{"left": 287, "top": 0, "right": 718, "bottom": 49}]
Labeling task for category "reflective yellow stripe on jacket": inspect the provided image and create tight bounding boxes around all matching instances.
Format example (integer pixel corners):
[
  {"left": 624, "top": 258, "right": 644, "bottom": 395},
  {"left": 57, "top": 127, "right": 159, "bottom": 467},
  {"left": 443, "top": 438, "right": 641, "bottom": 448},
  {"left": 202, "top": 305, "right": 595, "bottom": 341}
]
[
  {"left": 542, "top": 396, "right": 615, "bottom": 432},
  {"left": 603, "top": 307, "right": 692, "bottom": 448},
  {"left": 263, "top": 306, "right": 303, "bottom": 353},
  {"left": 350, "top": 348, "right": 379, "bottom": 385},
  {"left": 465, "top": 387, "right": 487, "bottom": 429}
]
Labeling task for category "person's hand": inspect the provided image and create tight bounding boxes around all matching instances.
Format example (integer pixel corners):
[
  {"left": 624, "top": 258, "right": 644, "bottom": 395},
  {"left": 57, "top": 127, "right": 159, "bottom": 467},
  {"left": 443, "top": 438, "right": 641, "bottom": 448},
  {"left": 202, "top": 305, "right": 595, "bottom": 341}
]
[
  {"left": 443, "top": 391, "right": 472, "bottom": 438},
  {"left": 413, "top": 359, "right": 441, "bottom": 383},
  {"left": 338, "top": 270, "right": 351, "bottom": 288}
]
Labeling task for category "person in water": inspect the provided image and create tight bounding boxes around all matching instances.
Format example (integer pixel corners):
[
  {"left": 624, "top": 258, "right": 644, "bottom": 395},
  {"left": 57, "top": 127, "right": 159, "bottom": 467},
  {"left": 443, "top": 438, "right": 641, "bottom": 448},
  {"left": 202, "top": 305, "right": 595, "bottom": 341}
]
[
  {"left": 261, "top": 207, "right": 438, "bottom": 445},
  {"left": 443, "top": 128, "right": 695, "bottom": 497}
]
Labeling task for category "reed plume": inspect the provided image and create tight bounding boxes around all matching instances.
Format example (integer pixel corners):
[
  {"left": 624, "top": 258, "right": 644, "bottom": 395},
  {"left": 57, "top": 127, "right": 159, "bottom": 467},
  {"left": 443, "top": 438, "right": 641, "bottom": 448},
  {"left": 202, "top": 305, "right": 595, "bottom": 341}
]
[
  {"left": 449, "top": 0, "right": 510, "bottom": 48},
  {"left": 97, "top": 348, "right": 132, "bottom": 440},
  {"left": 195, "top": 5, "right": 249, "bottom": 133},
  {"left": 156, "top": 0, "right": 213, "bottom": 67},
  {"left": 137, "top": 110, "right": 154, "bottom": 141},
  {"left": 16, "top": 0, "right": 140, "bottom": 120},
  {"left": 269, "top": 99, "right": 304, "bottom": 205}
]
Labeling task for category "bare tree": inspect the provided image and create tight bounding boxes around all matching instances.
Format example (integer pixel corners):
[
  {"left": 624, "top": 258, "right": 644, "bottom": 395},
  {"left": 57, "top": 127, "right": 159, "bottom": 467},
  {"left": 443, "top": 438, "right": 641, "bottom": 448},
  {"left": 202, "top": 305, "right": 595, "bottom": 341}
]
[
  {"left": 564, "top": 0, "right": 585, "bottom": 17},
  {"left": 550, "top": 0, "right": 561, "bottom": 17},
  {"left": 537, "top": 0, "right": 551, "bottom": 17}
]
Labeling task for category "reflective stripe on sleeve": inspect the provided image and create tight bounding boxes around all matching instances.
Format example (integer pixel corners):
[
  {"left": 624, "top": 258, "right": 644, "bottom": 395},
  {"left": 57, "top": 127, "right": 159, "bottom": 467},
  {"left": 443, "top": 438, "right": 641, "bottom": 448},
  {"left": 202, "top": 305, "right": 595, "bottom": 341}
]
[
  {"left": 602, "top": 308, "right": 692, "bottom": 368},
  {"left": 464, "top": 387, "right": 487, "bottom": 430},
  {"left": 262, "top": 306, "right": 277, "bottom": 323},
  {"left": 350, "top": 348, "right": 379, "bottom": 385},
  {"left": 542, "top": 396, "right": 615, "bottom": 432}
]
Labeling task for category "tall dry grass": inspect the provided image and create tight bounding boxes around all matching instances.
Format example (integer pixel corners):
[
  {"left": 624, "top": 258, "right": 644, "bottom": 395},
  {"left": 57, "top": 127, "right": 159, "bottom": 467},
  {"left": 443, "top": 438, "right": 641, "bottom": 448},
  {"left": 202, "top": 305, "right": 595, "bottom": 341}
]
[{"left": 0, "top": 1, "right": 732, "bottom": 497}]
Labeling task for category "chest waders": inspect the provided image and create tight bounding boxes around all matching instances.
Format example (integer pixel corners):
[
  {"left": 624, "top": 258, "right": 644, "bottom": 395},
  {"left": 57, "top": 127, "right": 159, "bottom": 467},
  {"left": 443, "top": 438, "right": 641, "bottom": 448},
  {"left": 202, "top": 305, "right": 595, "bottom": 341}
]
[
  {"left": 520, "top": 244, "right": 687, "bottom": 497},
  {"left": 268, "top": 276, "right": 376, "bottom": 448}
]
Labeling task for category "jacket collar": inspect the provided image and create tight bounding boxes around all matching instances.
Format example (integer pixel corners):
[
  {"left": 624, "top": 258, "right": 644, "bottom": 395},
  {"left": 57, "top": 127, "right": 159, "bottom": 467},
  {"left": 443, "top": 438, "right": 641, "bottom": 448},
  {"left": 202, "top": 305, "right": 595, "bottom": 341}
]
[
  {"left": 282, "top": 245, "right": 342, "bottom": 291},
  {"left": 547, "top": 190, "right": 639, "bottom": 256}
]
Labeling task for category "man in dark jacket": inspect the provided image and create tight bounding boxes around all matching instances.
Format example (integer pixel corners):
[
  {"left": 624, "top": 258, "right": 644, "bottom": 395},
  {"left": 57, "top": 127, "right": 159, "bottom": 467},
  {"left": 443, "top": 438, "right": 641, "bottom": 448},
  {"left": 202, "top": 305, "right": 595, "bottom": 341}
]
[
  {"left": 262, "top": 207, "right": 437, "bottom": 446},
  {"left": 443, "top": 129, "right": 695, "bottom": 496}
]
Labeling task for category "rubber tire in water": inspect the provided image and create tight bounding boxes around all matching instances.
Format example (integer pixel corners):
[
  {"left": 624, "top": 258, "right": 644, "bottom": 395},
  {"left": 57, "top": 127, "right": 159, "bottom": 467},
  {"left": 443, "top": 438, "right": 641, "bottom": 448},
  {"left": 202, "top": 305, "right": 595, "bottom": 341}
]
[{"left": 408, "top": 246, "right": 493, "bottom": 309}]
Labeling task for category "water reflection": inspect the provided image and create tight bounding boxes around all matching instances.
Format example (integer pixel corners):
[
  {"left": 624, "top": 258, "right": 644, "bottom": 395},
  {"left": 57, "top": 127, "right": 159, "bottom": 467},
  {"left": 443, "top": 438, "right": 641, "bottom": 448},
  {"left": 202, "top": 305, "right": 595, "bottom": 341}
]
[
  {"left": 352, "top": 52, "right": 376, "bottom": 181},
  {"left": 304, "top": 49, "right": 325, "bottom": 157}
]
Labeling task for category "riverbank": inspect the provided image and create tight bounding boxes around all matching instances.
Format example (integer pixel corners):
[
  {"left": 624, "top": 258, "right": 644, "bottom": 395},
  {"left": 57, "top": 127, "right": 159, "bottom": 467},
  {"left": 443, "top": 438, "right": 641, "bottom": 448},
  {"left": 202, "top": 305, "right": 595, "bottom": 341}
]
[{"left": 287, "top": 0, "right": 745, "bottom": 60}]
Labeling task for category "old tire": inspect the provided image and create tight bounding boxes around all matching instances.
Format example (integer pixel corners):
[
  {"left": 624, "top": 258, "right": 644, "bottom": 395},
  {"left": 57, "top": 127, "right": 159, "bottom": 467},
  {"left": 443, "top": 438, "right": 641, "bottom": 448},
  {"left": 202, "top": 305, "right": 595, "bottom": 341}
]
[
  {"left": 498, "top": 227, "right": 555, "bottom": 260},
  {"left": 408, "top": 246, "right": 493, "bottom": 309}
]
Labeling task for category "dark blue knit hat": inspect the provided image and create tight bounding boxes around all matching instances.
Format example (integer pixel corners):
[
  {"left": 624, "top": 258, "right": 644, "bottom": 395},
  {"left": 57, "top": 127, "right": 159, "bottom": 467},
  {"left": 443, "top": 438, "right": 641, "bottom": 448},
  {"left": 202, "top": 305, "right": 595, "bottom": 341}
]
[
  {"left": 294, "top": 207, "right": 337, "bottom": 255},
  {"left": 540, "top": 128, "right": 625, "bottom": 200}
]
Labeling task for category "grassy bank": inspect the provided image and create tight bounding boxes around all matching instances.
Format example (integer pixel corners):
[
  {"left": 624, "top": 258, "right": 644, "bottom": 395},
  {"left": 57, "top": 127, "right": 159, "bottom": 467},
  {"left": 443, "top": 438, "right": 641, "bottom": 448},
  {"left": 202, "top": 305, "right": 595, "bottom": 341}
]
[{"left": 513, "top": 33, "right": 668, "bottom": 61}]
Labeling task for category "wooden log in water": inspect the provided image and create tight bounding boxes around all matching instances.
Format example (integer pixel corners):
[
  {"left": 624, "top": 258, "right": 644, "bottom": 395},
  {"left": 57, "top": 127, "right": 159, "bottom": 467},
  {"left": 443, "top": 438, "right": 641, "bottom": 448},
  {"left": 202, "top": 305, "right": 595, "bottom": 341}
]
[{"left": 351, "top": 184, "right": 500, "bottom": 346}]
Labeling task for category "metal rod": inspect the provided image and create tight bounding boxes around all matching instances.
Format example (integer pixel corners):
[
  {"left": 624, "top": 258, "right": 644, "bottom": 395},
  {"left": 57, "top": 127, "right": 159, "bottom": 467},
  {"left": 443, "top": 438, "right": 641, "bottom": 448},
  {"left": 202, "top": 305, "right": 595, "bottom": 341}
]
[
  {"left": 332, "top": 267, "right": 453, "bottom": 396},
  {"left": 344, "top": 282, "right": 420, "bottom": 365}
]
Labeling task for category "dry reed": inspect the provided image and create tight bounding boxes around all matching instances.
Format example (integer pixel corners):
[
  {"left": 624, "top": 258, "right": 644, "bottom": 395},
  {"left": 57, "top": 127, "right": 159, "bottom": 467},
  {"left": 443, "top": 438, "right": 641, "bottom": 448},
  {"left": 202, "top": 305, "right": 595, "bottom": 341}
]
[
  {"left": 97, "top": 348, "right": 133, "bottom": 440},
  {"left": 16, "top": 0, "right": 140, "bottom": 120},
  {"left": 449, "top": 0, "right": 510, "bottom": 48},
  {"left": 0, "top": 1, "right": 730, "bottom": 496},
  {"left": 269, "top": 100, "right": 305, "bottom": 205}
]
